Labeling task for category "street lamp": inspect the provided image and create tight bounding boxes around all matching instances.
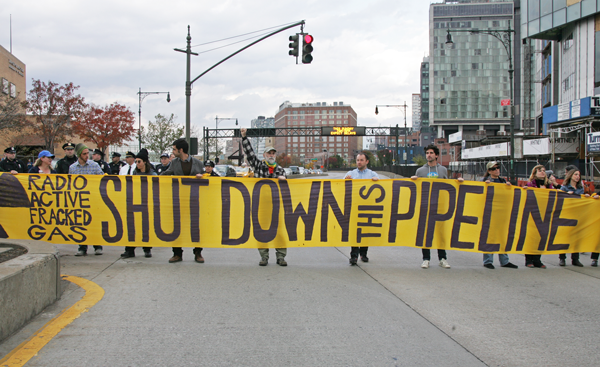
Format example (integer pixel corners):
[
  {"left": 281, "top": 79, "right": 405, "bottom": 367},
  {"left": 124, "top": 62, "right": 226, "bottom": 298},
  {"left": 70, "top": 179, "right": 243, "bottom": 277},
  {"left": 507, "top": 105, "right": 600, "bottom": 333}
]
[
  {"left": 138, "top": 88, "right": 171, "bottom": 151},
  {"left": 214, "top": 116, "right": 237, "bottom": 161},
  {"left": 445, "top": 21, "right": 515, "bottom": 184},
  {"left": 323, "top": 149, "right": 328, "bottom": 171},
  {"left": 375, "top": 103, "right": 409, "bottom": 167}
]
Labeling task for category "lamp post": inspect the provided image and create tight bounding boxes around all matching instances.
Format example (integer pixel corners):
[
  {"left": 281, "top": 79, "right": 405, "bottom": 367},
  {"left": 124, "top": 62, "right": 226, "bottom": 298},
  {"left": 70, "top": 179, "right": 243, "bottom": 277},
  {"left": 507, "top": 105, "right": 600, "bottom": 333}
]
[
  {"left": 375, "top": 103, "right": 408, "bottom": 167},
  {"left": 323, "top": 149, "right": 328, "bottom": 171},
  {"left": 445, "top": 21, "right": 515, "bottom": 184},
  {"left": 138, "top": 88, "right": 171, "bottom": 151},
  {"left": 214, "top": 116, "right": 238, "bottom": 161}
]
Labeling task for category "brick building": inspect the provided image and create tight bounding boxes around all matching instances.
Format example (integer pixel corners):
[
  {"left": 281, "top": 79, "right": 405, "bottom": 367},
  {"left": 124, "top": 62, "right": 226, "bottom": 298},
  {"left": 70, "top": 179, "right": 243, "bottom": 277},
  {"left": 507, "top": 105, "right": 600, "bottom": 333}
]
[{"left": 273, "top": 101, "right": 361, "bottom": 166}]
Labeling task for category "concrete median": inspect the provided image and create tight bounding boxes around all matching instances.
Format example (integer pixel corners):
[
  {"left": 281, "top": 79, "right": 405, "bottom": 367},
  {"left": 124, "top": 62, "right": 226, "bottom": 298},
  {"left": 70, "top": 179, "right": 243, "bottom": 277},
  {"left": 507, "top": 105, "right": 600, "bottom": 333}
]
[{"left": 0, "top": 239, "right": 61, "bottom": 342}]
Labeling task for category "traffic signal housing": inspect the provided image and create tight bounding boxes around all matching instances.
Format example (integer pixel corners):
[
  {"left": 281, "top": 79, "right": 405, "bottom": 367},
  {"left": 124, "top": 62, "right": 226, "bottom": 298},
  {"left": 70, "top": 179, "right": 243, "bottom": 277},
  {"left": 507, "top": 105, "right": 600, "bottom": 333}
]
[
  {"left": 302, "top": 34, "right": 314, "bottom": 64},
  {"left": 289, "top": 34, "right": 299, "bottom": 57}
]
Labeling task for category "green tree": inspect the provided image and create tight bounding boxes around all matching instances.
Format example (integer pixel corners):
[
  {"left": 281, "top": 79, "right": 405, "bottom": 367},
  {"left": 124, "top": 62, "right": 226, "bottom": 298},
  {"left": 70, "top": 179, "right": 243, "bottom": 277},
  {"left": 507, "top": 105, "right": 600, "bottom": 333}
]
[
  {"left": 412, "top": 154, "right": 427, "bottom": 166},
  {"left": 141, "top": 113, "right": 183, "bottom": 157}
]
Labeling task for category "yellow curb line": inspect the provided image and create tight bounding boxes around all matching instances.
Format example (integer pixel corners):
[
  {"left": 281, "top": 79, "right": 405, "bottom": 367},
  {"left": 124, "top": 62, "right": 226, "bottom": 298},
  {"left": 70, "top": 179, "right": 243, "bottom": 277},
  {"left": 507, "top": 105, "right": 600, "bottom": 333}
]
[{"left": 0, "top": 275, "right": 104, "bottom": 367}]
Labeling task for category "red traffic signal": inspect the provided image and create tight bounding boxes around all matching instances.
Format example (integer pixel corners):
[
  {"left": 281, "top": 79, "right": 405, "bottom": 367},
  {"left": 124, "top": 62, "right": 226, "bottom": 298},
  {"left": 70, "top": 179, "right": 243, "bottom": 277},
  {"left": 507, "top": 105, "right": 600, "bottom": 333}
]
[{"left": 302, "top": 34, "right": 314, "bottom": 64}]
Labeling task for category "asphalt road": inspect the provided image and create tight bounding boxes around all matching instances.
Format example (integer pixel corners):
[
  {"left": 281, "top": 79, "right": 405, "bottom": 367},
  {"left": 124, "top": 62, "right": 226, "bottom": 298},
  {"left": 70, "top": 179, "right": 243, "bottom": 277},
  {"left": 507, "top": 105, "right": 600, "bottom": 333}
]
[{"left": 1, "top": 172, "right": 599, "bottom": 367}]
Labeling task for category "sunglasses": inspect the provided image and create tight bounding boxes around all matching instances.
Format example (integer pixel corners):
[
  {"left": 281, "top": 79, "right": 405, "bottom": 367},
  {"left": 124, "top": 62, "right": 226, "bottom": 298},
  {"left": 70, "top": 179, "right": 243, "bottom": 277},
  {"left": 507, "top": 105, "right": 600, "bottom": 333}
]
[
  {"left": 134, "top": 159, "right": 144, "bottom": 164},
  {"left": 489, "top": 166, "right": 499, "bottom": 170}
]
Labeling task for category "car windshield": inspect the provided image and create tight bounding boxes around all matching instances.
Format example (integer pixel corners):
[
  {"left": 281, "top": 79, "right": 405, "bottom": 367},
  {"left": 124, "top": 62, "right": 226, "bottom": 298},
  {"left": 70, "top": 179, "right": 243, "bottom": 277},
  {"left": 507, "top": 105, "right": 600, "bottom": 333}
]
[{"left": 214, "top": 166, "right": 227, "bottom": 175}]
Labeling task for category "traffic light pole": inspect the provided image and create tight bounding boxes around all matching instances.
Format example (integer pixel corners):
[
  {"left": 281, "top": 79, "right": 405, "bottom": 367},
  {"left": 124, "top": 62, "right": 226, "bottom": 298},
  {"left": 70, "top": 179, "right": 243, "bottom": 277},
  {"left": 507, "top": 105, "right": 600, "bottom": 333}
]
[{"left": 175, "top": 20, "right": 306, "bottom": 146}]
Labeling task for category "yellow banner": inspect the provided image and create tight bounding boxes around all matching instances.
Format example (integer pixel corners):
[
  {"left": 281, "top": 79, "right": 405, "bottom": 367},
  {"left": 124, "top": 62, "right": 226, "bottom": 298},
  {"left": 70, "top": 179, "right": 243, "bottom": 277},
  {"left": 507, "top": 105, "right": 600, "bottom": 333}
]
[{"left": 0, "top": 173, "right": 598, "bottom": 254}]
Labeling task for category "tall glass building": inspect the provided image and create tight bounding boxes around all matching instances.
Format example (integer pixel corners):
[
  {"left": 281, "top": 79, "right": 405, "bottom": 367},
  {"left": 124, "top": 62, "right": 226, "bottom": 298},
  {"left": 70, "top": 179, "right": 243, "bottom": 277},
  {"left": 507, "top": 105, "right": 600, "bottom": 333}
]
[{"left": 429, "top": 0, "right": 522, "bottom": 139}]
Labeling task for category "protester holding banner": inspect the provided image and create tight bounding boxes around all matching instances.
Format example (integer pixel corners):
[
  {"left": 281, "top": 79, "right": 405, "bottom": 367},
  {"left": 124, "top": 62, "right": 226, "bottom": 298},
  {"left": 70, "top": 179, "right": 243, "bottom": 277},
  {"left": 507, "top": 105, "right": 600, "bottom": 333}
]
[
  {"left": 0, "top": 147, "right": 25, "bottom": 174},
  {"left": 480, "top": 161, "right": 517, "bottom": 269},
  {"left": 412, "top": 144, "right": 463, "bottom": 269},
  {"left": 120, "top": 149, "right": 155, "bottom": 259},
  {"left": 28, "top": 150, "right": 57, "bottom": 174},
  {"left": 558, "top": 168, "right": 597, "bottom": 267},
  {"left": 55, "top": 143, "right": 77, "bottom": 174},
  {"left": 523, "top": 165, "right": 553, "bottom": 268},
  {"left": 119, "top": 151, "right": 136, "bottom": 175},
  {"left": 160, "top": 138, "right": 206, "bottom": 264},
  {"left": 68, "top": 143, "right": 104, "bottom": 256},
  {"left": 345, "top": 152, "right": 379, "bottom": 265},
  {"left": 240, "top": 127, "right": 288, "bottom": 267}
]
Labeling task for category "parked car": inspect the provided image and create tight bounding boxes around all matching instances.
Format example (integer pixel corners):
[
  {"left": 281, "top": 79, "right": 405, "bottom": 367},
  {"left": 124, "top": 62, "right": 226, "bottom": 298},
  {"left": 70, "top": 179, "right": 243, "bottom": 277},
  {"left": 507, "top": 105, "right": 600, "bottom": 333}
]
[
  {"left": 284, "top": 167, "right": 292, "bottom": 176},
  {"left": 289, "top": 166, "right": 300, "bottom": 174},
  {"left": 299, "top": 167, "right": 306, "bottom": 174},
  {"left": 214, "top": 165, "right": 237, "bottom": 177},
  {"left": 235, "top": 166, "right": 254, "bottom": 178}
]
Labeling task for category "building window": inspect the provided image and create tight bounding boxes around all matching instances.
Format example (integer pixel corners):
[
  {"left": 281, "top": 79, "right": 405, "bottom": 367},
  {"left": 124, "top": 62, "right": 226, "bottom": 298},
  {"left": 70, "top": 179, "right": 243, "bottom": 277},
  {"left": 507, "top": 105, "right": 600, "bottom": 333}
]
[
  {"left": 563, "top": 33, "right": 574, "bottom": 52},
  {"left": 563, "top": 73, "right": 575, "bottom": 91}
]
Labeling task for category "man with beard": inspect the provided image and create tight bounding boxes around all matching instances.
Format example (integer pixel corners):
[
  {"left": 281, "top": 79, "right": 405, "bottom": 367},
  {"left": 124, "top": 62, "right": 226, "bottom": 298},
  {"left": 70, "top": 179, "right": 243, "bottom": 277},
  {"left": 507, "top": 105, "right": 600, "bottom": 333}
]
[
  {"left": 240, "top": 128, "right": 288, "bottom": 267},
  {"left": 155, "top": 153, "right": 171, "bottom": 175},
  {"left": 0, "top": 147, "right": 25, "bottom": 173},
  {"left": 55, "top": 143, "right": 77, "bottom": 174},
  {"left": 160, "top": 138, "right": 206, "bottom": 264},
  {"left": 92, "top": 149, "right": 111, "bottom": 174},
  {"left": 108, "top": 152, "right": 126, "bottom": 174}
]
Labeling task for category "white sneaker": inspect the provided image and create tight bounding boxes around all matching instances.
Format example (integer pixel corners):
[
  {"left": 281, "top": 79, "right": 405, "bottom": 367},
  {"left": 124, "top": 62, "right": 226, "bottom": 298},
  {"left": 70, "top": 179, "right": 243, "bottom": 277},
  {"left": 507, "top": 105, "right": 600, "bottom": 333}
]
[
  {"left": 439, "top": 259, "right": 451, "bottom": 269},
  {"left": 94, "top": 248, "right": 103, "bottom": 255},
  {"left": 421, "top": 260, "right": 430, "bottom": 269},
  {"left": 75, "top": 250, "right": 86, "bottom": 257}
]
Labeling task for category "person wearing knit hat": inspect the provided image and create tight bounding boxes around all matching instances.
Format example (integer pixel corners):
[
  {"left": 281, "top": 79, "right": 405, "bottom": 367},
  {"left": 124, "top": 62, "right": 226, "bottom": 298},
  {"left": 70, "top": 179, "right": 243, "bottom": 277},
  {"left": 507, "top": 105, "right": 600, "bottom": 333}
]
[
  {"left": 119, "top": 151, "right": 137, "bottom": 175},
  {"left": 121, "top": 149, "right": 155, "bottom": 259},
  {"left": 68, "top": 143, "right": 105, "bottom": 257}
]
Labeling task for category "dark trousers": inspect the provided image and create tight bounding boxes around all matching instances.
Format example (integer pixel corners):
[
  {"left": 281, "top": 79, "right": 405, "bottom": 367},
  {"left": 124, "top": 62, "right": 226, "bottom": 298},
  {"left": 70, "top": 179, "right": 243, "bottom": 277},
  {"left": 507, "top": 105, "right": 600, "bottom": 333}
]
[
  {"left": 172, "top": 247, "right": 202, "bottom": 256},
  {"left": 124, "top": 247, "right": 152, "bottom": 253},
  {"left": 350, "top": 247, "right": 368, "bottom": 258},
  {"left": 559, "top": 253, "right": 580, "bottom": 261},
  {"left": 592, "top": 253, "right": 599, "bottom": 260},
  {"left": 78, "top": 245, "right": 102, "bottom": 252},
  {"left": 525, "top": 254, "right": 543, "bottom": 265},
  {"left": 422, "top": 249, "right": 446, "bottom": 261}
]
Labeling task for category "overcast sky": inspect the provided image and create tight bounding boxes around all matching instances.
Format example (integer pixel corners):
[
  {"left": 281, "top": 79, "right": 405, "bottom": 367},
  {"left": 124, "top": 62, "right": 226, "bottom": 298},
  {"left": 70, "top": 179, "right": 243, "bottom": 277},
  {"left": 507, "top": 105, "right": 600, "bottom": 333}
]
[{"left": 1, "top": 0, "right": 430, "bottom": 144}]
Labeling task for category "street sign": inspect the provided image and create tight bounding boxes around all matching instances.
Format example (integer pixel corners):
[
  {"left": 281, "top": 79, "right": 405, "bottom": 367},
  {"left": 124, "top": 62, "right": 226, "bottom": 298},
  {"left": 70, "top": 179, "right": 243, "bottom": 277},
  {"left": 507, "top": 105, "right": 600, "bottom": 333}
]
[
  {"left": 311, "top": 158, "right": 318, "bottom": 161},
  {"left": 501, "top": 99, "right": 511, "bottom": 106},
  {"left": 321, "top": 126, "right": 366, "bottom": 136}
]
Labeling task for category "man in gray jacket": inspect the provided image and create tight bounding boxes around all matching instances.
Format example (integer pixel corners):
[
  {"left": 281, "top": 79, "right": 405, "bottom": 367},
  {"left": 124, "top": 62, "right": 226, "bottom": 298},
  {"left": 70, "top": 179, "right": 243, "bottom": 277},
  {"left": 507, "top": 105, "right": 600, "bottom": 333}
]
[
  {"left": 160, "top": 138, "right": 206, "bottom": 264},
  {"left": 411, "top": 144, "right": 463, "bottom": 269}
]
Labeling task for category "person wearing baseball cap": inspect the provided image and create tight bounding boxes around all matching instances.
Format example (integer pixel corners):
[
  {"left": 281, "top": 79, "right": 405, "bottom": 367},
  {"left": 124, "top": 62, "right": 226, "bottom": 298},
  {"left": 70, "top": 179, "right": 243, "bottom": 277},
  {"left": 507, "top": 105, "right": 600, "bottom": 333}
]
[
  {"left": 481, "top": 161, "right": 517, "bottom": 270},
  {"left": 109, "top": 152, "right": 126, "bottom": 175},
  {"left": 155, "top": 152, "right": 171, "bottom": 175},
  {"left": 92, "top": 149, "right": 111, "bottom": 174},
  {"left": 55, "top": 143, "right": 78, "bottom": 174},
  {"left": 239, "top": 128, "right": 288, "bottom": 266},
  {"left": 28, "top": 150, "right": 56, "bottom": 174},
  {"left": 0, "top": 147, "right": 25, "bottom": 174}
]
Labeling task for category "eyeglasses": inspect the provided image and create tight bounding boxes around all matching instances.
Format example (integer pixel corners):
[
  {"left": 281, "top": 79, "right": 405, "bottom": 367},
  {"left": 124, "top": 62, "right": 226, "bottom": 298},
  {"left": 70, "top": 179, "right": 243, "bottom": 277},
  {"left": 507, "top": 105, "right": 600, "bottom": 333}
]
[
  {"left": 134, "top": 159, "right": 143, "bottom": 164},
  {"left": 489, "top": 167, "right": 499, "bottom": 170}
]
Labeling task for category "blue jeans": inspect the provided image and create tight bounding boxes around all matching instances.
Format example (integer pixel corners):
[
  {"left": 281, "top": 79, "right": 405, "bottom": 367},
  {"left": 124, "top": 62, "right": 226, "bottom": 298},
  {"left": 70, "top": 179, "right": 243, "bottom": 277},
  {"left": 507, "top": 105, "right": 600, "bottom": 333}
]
[{"left": 483, "top": 253, "right": 509, "bottom": 266}]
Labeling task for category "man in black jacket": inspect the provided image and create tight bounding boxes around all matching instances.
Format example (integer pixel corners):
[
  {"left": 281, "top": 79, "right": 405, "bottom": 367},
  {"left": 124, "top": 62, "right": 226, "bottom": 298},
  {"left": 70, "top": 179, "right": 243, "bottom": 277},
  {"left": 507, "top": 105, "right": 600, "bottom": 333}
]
[
  {"left": 108, "top": 152, "right": 126, "bottom": 174},
  {"left": 55, "top": 143, "right": 77, "bottom": 174},
  {"left": 0, "top": 147, "right": 25, "bottom": 173},
  {"left": 92, "top": 149, "right": 111, "bottom": 174}
]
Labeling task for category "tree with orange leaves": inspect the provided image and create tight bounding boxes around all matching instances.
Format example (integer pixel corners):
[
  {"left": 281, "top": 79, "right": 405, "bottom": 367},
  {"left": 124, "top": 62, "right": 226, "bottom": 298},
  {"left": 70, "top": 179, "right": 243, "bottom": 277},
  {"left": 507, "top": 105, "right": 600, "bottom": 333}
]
[
  {"left": 24, "top": 80, "right": 87, "bottom": 153},
  {"left": 73, "top": 103, "right": 135, "bottom": 155}
]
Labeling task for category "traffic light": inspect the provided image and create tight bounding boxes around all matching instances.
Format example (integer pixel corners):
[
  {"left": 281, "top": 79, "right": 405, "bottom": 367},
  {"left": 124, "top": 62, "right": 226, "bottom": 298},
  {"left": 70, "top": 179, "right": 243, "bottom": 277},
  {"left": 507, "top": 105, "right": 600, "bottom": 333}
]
[
  {"left": 302, "top": 34, "right": 314, "bottom": 64},
  {"left": 289, "top": 34, "right": 299, "bottom": 57}
]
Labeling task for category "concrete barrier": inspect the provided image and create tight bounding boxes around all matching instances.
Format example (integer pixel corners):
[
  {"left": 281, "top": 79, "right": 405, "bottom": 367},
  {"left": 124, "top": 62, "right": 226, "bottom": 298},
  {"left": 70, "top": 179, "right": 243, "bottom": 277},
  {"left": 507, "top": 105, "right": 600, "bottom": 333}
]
[{"left": 0, "top": 239, "right": 61, "bottom": 342}]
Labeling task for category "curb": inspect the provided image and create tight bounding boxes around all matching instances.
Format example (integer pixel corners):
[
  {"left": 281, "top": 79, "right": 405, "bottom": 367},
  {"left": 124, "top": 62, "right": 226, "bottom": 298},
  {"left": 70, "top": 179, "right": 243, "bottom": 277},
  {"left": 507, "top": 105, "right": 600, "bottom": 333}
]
[{"left": 0, "top": 239, "right": 61, "bottom": 343}]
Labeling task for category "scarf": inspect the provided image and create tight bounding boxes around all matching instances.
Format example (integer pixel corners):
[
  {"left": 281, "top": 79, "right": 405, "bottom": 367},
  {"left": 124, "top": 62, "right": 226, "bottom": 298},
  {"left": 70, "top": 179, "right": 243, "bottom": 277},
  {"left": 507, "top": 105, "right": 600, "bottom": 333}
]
[{"left": 265, "top": 160, "right": 276, "bottom": 174}]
